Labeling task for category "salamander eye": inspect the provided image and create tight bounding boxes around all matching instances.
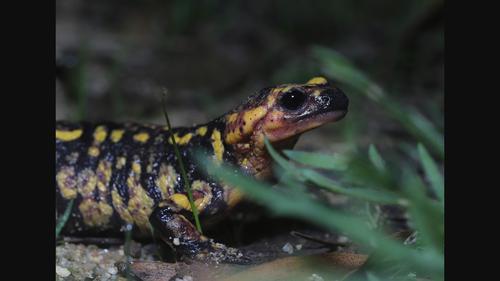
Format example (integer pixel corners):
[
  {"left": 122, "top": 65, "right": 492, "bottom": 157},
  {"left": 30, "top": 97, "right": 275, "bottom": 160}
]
[{"left": 279, "top": 89, "right": 307, "bottom": 111}]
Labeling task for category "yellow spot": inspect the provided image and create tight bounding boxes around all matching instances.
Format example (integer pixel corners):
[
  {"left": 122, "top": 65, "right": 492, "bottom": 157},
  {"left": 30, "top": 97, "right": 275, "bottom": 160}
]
[
  {"left": 116, "top": 157, "right": 126, "bottom": 169},
  {"left": 306, "top": 76, "right": 328, "bottom": 85},
  {"left": 211, "top": 129, "right": 224, "bottom": 163},
  {"left": 241, "top": 158, "right": 249, "bottom": 167},
  {"left": 312, "top": 90, "right": 322, "bottom": 97},
  {"left": 225, "top": 106, "right": 267, "bottom": 144},
  {"left": 132, "top": 162, "right": 141, "bottom": 174},
  {"left": 93, "top": 126, "right": 108, "bottom": 143},
  {"left": 96, "top": 160, "right": 112, "bottom": 193},
  {"left": 126, "top": 172, "right": 155, "bottom": 231},
  {"left": 192, "top": 180, "right": 213, "bottom": 211},
  {"left": 156, "top": 164, "right": 178, "bottom": 199},
  {"left": 196, "top": 126, "right": 208, "bottom": 136},
  {"left": 88, "top": 146, "right": 100, "bottom": 157},
  {"left": 170, "top": 193, "right": 191, "bottom": 210},
  {"left": 110, "top": 129, "right": 125, "bottom": 143},
  {"left": 111, "top": 189, "right": 133, "bottom": 224},
  {"left": 56, "top": 166, "right": 77, "bottom": 199},
  {"left": 127, "top": 187, "right": 155, "bottom": 231},
  {"left": 133, "top": 132, "right": 150, "bottom": 143},
  {"left": 78, "top": 198, "right": 114, "bottom": 227},
  {"left": 56, "top": 129, "right": 83, "bottom": 141},
  {"left": 169, "top": 133, "right": 193, "bottom": 145}
]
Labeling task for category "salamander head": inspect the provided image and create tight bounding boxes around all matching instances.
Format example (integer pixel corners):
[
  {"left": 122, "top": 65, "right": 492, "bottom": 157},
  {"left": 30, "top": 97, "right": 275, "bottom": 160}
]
[{"left": 223, "top": 77, "right": 348, "bottom": 178}]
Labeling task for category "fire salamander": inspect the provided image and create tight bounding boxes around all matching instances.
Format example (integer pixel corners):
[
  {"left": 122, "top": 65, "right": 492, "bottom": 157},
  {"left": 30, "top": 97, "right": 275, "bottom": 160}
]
[{"left": 56, "top": 77, "right": 349, "bottom": 264}]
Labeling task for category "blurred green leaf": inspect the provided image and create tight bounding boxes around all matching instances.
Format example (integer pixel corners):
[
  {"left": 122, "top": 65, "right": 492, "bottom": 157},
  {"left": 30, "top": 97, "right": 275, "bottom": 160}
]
[
  {"left": 199, "top": 154, "right": 443, "bottom": 278},
  {"left": 401, "top": 168, "right": 444, "bottom": 254},
  {"left": 366, "top": 272, "right": 382, "bottom": 281},
  {"left": 342, "top": 155, "right": 395, "bottom": 191},
  {"left": 301, "top": 169, "right": 404, "bottom": 205},
  {"left": 267, "top": 138, "right": 400, "bottom": 204},
  {"left": 417, "top": 143, "right": 444, "bottom": 203},
  {"left": 264, "top": 138, "right": 295, "bottom": 171},
  {"left": 312, "top": 46, "right": 444, "bottom": 159},
  {"left": 283, "top": 150, "right": 348, "bottom": 171},
  {"left": 368, "top": 144, "right": 386, "bottom": 173}
]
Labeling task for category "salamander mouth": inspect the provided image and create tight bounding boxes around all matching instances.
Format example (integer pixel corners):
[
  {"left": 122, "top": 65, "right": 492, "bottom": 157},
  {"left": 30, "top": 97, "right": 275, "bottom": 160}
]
[
  {"left": 311, "top": 109, "right": 348, "bottom": 123},
  {"left": 264, "top": 109, "right": 347, "bottom": 143}
]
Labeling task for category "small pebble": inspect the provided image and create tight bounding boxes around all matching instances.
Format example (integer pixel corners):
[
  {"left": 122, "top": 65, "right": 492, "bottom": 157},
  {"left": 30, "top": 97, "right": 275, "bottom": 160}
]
[
  {"left": 337, "top": 236, "right": 349, "bottom": 243},
  {"left": 173, "top": 237, "right": 180, "bottom": 245},
  {"left": 308, "top": 273, "right": 324, "bottom": 281},
  {"left": 282, "top": 242, "right": 294, "bottom": 254},
  {"left": 56, "top": 265, "right": 71, "bottom": 277},
  {"left": 107, "top": 266, "right": 118, "bottom": 275},
  {"left": 295, "top": 244, "right": 302, "bottom": 250}
]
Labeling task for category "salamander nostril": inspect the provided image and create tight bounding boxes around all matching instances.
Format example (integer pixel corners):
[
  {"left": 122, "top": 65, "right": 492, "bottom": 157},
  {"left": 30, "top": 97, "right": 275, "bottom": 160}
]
[
  {"left": 319, "top": 88, "right": 349, "bottom": 112},
  {"left": 318, "top": 95, "right": 331, "bottom": 106}
]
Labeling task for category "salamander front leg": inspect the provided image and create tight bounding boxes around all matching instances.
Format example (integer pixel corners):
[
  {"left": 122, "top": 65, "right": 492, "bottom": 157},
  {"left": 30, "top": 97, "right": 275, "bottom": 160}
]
[{"left": 149, "top": 201, "right": 250, "bottom": 264}]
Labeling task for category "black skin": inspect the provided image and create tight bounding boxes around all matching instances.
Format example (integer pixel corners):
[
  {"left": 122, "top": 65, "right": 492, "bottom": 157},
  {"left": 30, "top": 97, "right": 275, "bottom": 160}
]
[{"left": 56, "top": 81, "right": 349, "bottom": 264}]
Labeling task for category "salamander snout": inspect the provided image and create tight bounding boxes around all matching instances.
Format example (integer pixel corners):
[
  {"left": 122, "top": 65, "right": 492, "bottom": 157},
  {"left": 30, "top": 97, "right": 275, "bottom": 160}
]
[{"left": 317, "top": 88, "right": 349, "bottom": 113}]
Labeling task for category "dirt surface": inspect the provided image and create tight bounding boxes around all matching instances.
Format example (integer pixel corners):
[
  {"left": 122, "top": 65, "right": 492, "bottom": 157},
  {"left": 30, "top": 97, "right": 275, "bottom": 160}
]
[{"left": 56, "top": 227, "right": 359, "bottom": 281}]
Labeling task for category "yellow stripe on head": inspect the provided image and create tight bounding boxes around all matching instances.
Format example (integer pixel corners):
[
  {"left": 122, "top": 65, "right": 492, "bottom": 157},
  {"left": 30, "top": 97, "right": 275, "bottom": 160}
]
[
  {"left": 225, "top": 106, "right": 268, "bottom": 144},
  {"left": 306, "top": 77, "right": 328, "bottom": 85}
]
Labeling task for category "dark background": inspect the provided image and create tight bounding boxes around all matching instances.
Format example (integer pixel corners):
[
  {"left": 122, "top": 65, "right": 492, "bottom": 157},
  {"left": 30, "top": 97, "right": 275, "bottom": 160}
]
[{"left": 56, "top": 0, "right": 443, "bottom": 153}]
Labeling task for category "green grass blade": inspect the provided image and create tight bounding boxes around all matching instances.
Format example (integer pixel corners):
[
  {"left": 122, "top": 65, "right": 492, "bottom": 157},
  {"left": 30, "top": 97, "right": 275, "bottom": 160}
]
[
  {"left": 55, "top": 199, "right": 74, "bottom": 239},
  {"left": 160, "top": 90, "right": 202, "bottom": 234},
  {"left": 264, "top": 138, "right": 295, "bottom": 171},
  {"left": 417, "top": 143, "right": 444, "bottom": 202}
]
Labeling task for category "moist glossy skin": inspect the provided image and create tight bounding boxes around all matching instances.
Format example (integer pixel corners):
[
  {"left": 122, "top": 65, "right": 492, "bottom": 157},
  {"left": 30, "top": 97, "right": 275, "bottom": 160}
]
[{"left": 55, "top": 77, "right": 348, "bottom": 264}]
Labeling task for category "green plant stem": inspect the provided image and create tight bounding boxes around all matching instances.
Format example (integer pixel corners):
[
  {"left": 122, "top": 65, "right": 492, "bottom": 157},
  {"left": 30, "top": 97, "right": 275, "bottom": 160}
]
[
  {"left": 160, "top": 90, "right": 203, "bottom": 234},
  {"left": 55, "top": 199, "right": 74, "bottom": 239}
]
